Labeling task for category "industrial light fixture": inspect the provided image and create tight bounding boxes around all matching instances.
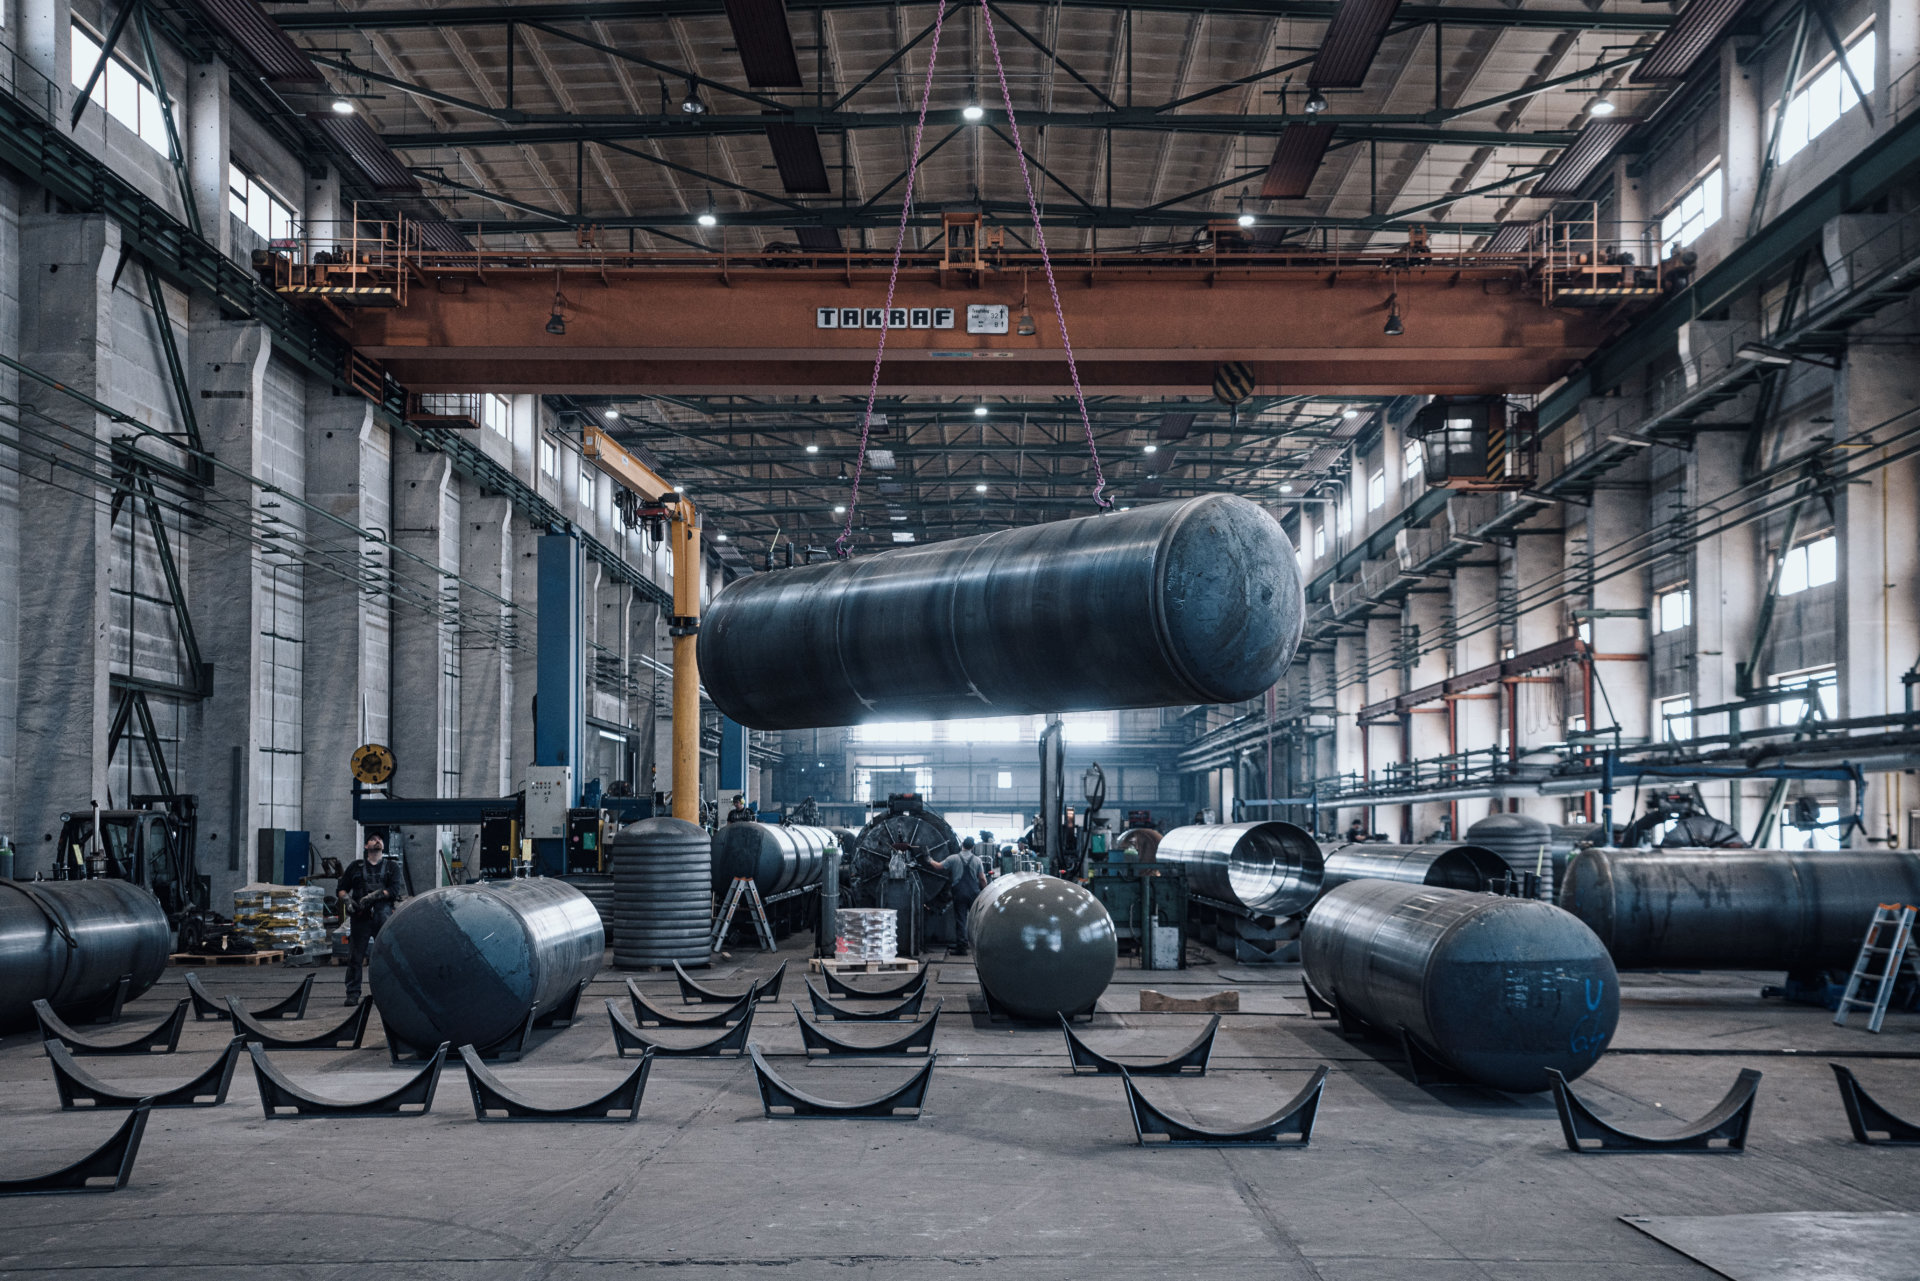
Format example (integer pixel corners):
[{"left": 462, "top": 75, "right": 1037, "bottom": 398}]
[
  {"left": 602, "top": 408, "right": 619, "bottom": 420},
  {"left": 697, "top": 209, "right": 718, "bottom": 228},
  {"left": 1143, "top": 443, "right": 1158, "bottom": 454},
  {"left": 962, "top": 104, "right": 985, "bottom": 122},
  {"left": 834, "top": 504, "right": 847, "bottom": 514},
  {"left": 1588, "top": 94, "right": 1617, "bottom": 116},
  {"left": 974, "top": 483, "right": 988, "bottom": 493},
  {"left": 973, "top": 404, "right": 989, "bottom": 417},
  {"left": 672, "top": 484, "right": 684, "bottom": 493},
  {"left": 680, "top": 79, "right": 705, "bottom": 114},
  {"left": 1342, "top": 408, "right": 1359, "bottom": 419},
  {"left": 805, "top": 443, "right": 820, "bottom": 453},
  {"left": 1383, "top": 294, "right": 1404, "bottom": 337},
  {"left": 1735, "top": 341, "right": 1840, "bottom": 369},
  {"left": 1016, "top": 286, "right": 1037, "bottom": 336},
  {"left": 547, "top": 272, "right": 568, "bottom": 335},
  {"left": 1237, "top": 192, "right": 1255, "bottom": 228},
  {"left": 715, "top": 532, "right": 728, "bottom": 542},
  {"left": 1279, "top": 483, "right": 1294, "bottom": 492},
  {"left": 330, "top": 97, "right": 354, "bottom": 114},
  {"left": 1304, "top": 88, "right": 1329, "bottom": 115}
]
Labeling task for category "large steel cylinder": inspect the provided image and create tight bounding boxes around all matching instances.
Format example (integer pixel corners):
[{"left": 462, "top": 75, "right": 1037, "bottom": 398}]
[
  {"left": 697, "top": 494, "right": 1304, "bottom": 730},
  {"left": 0, "top": 880, "right": 171, "bottom": 1030},
  {"left": 369, "top": 877, "right": 603, "bottom": 1053},
  {"left": 611, "top": 817, "right": 713, "bottom": 969},
  {"left": 970, "top": 872, "right": 1117, "bottom": 1019},
  {"left": 1155, "top": 821, "right": 1323, "bottom": 915},
  {"left": 1560, "top": 847, "right": 1920, "bottom": 971},
  {"left": 1317, "top": 841, "right": 1511, "bottom": 895},
  {"left": 711, "top": 822, "right": 838, "bottom": 897},
  {"left": 1466, "top": 812, "right": 1555, "bottom": 899},
  {"left": 1302, "top": 881, "right": 1618, "bottom": 1092}
]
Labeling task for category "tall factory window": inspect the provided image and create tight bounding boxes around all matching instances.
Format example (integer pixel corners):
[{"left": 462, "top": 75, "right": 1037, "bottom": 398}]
[
  {"left": 1659, "top": 695, "right": 1693, "bottom": 742},
  {"left": 482, "top": 394, "right": 511, "bottom": 435},
  {"left": 949, "top": 717, "right": 1022, "bottom": 743},
  {"left": 1654, "top": 585, "right": 1692, "bottom": 633},
  {"left": 228, "top": 164, "right": 295, "bottom": 242},
  {"left": 71, "top": 23, "right": 171, "bottom": 156},
  {"left": 1061, "top": 713, "right": 1114, "bottom": 743},
  {"left": 1770, "top": 666, "right": 1838, "bottom": 723},
  {"left": 1776, "top": 533, "right": 1837, "bottom": 595},
  {"left": 1336, "top": 498, "right": 1352, "bottom": 537},
  {"left": 1403, "top": 439, "right": 1424, "bottom": 480},
  {"left": 997, "top": 771, "right": 1013, "bottom": 789},
  {"left": 1779, "top": 28, "right": 1874, "bottom": 163},
  {"left": 855, "top": 720, "right": 934, "bottom": 743},
  {"left": 1312, "top": 525, "right": 1327, "bottom": 560},
  {"left": 1367, "top": 468, "right": 1386, "bottom": 511},
  {"left": 1659, "top": 168, "right": 1721, "bottom": 257},
  {"left": 579, "top": 462, "right": 596, "bottom": 508},
  {"left": 539, "top": 435, "right": 560, "bottom": 478}
]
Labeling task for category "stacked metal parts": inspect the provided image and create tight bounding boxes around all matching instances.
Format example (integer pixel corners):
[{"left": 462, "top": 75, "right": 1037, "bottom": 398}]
[
  {"left": 697, "top": 495, "right": 1305, "bottom": 729},
  {"left": 1316, "top": 841, "right": 1511, "bottom": 895},
  {"left": 710, "top": 822, "right": 838, "bottom": 897},
  {"left": 1302, "top": 881, "right": 1619, "bottom": 1091},
  {"left": 1155, "top": 821, "right": 1324, "bottom": 915},
  {"left": 0, "top": 880, "right": 171, "bottom": 1030},
  {"left": 1465, "top": 812, "right": 1555, "bottom": 899},
  {"left": 369, "top": 878, "right": 604, "bottom": 1052},
  {"left": 611, "top": 817, "right": 713, "bottom": 969},
  {"left": 970, "top": 872, "right": 1118, "bottom": 1020},
  {"left": 1559, "top": 847, "right": 1920, "bottom": 970}
]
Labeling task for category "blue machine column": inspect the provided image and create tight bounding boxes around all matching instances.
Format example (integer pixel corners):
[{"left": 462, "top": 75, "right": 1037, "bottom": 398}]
[
  {"left": 718, "top": 716, "right": 749, "bottom": 807},
  {"left": 531, "top": 531, "right": 584, "bottom": 873}
]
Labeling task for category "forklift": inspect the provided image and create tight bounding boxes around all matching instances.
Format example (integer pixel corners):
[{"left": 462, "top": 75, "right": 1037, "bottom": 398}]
[{"left": 52, "top": 796, "right": 219, "bottom": 948}]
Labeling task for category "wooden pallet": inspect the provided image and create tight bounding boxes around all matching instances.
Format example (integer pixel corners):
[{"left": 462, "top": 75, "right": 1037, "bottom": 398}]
[
  {"left": 169, "top": 950, "right": 284, "bottom": 967},
  {"left": 811, "top": 956, "right": 918, "bottom": 974}
]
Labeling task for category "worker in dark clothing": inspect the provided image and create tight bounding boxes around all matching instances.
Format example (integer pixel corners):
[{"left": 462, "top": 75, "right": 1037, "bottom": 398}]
[
  {"left": 1346, "top": 818, "right": 1367, "bottom": 843},
  {"left": 338, "top": 836, "right": 403, "bottom": 1005},
  {"left": 726, "top": 795, "right": 753, "bottom": 824},
  {"left": 924, "top": 838, "right": 988, "bottom": 957}
]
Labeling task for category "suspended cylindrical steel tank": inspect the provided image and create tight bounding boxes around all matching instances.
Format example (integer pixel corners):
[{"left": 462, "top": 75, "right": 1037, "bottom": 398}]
[
  {"left": 368, "top": 877, "right": 604, "bottom": 1053},
  {"left": 1155, "top": 821, "right": 1323, "bottom": 916},
  {"left": 1302, "top": 881, "right": 1618, "bottom": 1092},
  {"left": 1560, "top": 847, "right": 1920, "bottom": 971},
  {"left": 0, "top": 880, "right": 171, "bottom": 1030},
  {"left": 970, "top": 872, "right": 1117, "bottom": 1020},
  {"left": 1317, "top": 841, "right": 1511, "bottom": 895},
  {"left": 611, "top": 817, "right": 713, "bottom": 969},
  {"left": 1466, "top": 812, "right": 1555, "bottom": 899},
  {"left": 711, "top": 822, "right": 838, "bottom": 897},
  {"left": 697, "top": 494, "right": 1305, "bottom": 730}
]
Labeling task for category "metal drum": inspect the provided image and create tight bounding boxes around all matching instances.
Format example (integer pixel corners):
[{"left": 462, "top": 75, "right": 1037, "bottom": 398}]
[
  {"left": 0, "top": 880, "right": 171, "bottom": 1030},
  {"left": 611, "top": 817, "right": 713, "bottom": 969},
  {"left": 711, "top": 822, "right": 838, "bottom": 897},
  {"left": 368, "top": 877, "right": 604, "bottom": 1053},
  {"left": 1302, "top": 881, "right": 1618, "bottom": 1092},
  {"left": 970, "top": 872, "right": 1118, "bottom": 1020},
  {"left": 1317, "top": 841, "right": 1510, "bottom": 895},
  {"left": 698, "top": 494, "right": 1304, "bottom": 730},
  {"left": 1466, "top": 813, "right": 1555, "bottom": 899},
  {"left": 1560, "top": 847, "right": 1920, "bottom": 971},
  {"left": 1155, "top": 821, "right": 1323, "bottom": 915}
]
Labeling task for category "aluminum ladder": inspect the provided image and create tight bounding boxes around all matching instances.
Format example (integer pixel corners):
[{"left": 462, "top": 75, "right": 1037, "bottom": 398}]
[
  {"left": 1834, "top": 904, "right": 1918, "bottom": 1033},
  {"left": 709, "top": 877, "right": 777, "bottom": 954}
]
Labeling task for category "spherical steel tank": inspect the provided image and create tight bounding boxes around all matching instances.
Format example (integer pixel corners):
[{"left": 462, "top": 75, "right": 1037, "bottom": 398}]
[
  {"left": 969, "top": 873, "right": 1117, "bottom": 1020},
  {"left": 369, "top": 877, "right": 603, "bottom": 1052},
  {"left": 1317, "top": 841, "right": 1510, "bottom": 895},
  {"left": 1302, "top": 881, "right": 1618, "bottom": 1092},
  {"left": 698, "top": 494, "right": 1304, "bottom": 730},
  {"left": 611, "top": 817, "right": 713, "bottom": 969},
  {"left": 1560, "top": 847, "right": 1920, "bottom": 971},
  {"left": 0, "top": 880, "right": 171, "bottom": 1030},
  {"left": 1466, "top": 812, "right": 1555, "bottom": 899},
  {"left": 711, "top": 822, "right": 837, "bottom": 896},
  {"left": 1155, "top": 822, "right": 1323, "bottom": 915}
]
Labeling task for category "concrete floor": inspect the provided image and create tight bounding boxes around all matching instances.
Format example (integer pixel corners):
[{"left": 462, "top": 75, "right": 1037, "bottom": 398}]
[{"left": 3, "top": 940, "right": 1918, "bottom": 1280}]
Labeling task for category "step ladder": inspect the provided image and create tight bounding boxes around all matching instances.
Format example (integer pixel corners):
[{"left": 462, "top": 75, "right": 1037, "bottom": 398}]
[
  {"left": 1834, "top": 904, "right": 1918, "bottom": 1033},
  {"left": 709, "top": 877, "right": 776, "bottom": 954}
]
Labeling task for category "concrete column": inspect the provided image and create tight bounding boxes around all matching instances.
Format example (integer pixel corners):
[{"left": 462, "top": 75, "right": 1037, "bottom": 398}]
[
  {"left": 389, "top": 448, "right": 460, "bottom": 889},
  {"left": 1690, "top": 433, "right": 1760, "bottom": 827},
  {"left": 1609, "top": 155, "right": 1647, "bottom": 266},
  {"left": 1880, "top": 0, "right": 1917, "bottom": 117},
  {"left": 458, "top": 490, "right": 515, "bottom": 799},
  {"left": 303, "top": 165, "right": 342, "bottom": 251},
  {"left": 1588, "top": 478, "right": 1652, "bottom": 748},
  {"left": 1837, "top": 342, "right": 1920, "bottom": 846},
  {"left": 300, "top": 390, "right": 391, "bottom": 861},
  {"left": 1332, "top": 633, "right": 1365, "bottom": 832},
  {"left": 1404, "top": 589, "right": 1451, "bottom": 838},
  {"left": 508, "top": 511, "right": 541, "bottom": 788},
  {"left": 11, "top": 214, "right": 116, "bottom": 873},
  {"left": 181, "top": 313, "right": 271, "bottom": 906},
  {"left": 1721, "top": 38, "right": 1762, "bottom": 245},
  {"left": 1452, "top": 561, "right": 1501, "bottom": 829},
  {"left": 631, "top": 596, "right": 664, "bottom": 796},
  {"left": 19, "top": 0, "right": 70, "bottom": 115},
  {"left": 0, "top": 178, "right": 21, "bottom": 846},
  {"left": 187, "top": 59, "right": 230, "bottom": 259}
]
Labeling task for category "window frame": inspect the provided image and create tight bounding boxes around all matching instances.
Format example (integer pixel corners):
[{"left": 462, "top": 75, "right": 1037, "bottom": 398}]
[
  {"left": 1366, "top": 467, "right": 1386, "bottom": 512},
  {"left": 538, "top": 435, "right": 561, "bottom": 479},
  {"left": 1777, "top": 26, "right": 1875, "bottom": 164},
  {"left": 1659, "top": 166, "right": 1723, "bottom": 258},
  {"left": 70, "top": 22, "right": 174, "bottom": 158},
  {"left": 1776, "top": 532, "right": 1837, "bottom": 596},
  {"left": 227, "top": 162, "right": 297, "bottom": 243},
  {"left": 1658, "top": 694, "right": 1693, "bottom": 743},
  {"left": 482, "top": 394, "right": 511, "bottom": 436},
  {"left": 1653, "top": 584, "right": 1692, "bottom": 634}
]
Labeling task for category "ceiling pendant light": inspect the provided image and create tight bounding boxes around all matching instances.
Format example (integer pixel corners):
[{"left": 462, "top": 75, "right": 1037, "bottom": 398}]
[
  {"left": 1589, "top": 94, "right": 1617, "bottom": 116},
  {"left": 680, "top": 78, "right": 706, "bottom": 114},
  {"left": 962, "top": 103, "right": 985, "bottom": 122},
  {"left": 1383, "top": 294, "right": 1404, "bottom": 337},
  {"left": 1236, "top": 191, "right": 1255, "bottom": 229},
  {"left": 1304, "top": 88, "right": 1329, "bottom": 115}
]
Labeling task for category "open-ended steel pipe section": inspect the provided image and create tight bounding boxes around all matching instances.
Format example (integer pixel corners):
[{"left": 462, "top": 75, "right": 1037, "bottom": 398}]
[
  {"left": 1316, "top": 841, "right": 1513, "bottom": 895},
  {"left": 1155, "top": 821, "right": 1324, "bottom": 916}
]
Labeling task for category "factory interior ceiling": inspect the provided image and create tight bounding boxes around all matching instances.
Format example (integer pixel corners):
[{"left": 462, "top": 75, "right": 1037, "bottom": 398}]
[{"left": 255, "top": 0, "right": 1689, "bottom": 553}]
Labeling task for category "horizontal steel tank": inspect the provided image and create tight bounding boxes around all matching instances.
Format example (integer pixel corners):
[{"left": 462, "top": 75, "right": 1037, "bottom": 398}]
[
  {"left": 970, "top": 872, "right": 1117, "bottom": 1020},
  {"left": 1155, "top": 821, "right": 1324, "bottom": 915},
  {"left": 1302, "top": 881, "right": 1618, "bottom": 1092},
  {"left": 369, "top": 877, "right": 604, "bottom": 1052},
  {"left": 697, "top": 494, "right": 1304, "bottom": 730},
  {"left": 1317, "top": 841, "right": 1511, "bottom": 895},
  {"left": 1560, "top": 847, "right": 1920, "bottom": 971},
  {"left": 0, "top": 880, "right": 171, "bottom": 1030},
  {"left": 711, "top": 822, "right": 837, "bottom": 897}
]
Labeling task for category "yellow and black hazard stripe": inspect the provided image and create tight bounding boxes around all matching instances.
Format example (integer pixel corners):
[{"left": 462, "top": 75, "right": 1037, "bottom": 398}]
[{"left": 1212, "top": 361, "right": 1256, "bottom": 404}]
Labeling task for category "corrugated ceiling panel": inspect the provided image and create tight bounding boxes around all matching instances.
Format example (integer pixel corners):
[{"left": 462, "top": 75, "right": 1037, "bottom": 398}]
[
  {"left": 765, "top": 121, "right": 831, "bottom": 193},
  {"left": 1484, "top": 221, "right": 1536, "bottom": 253},
  {"left": 314, "top": 116, "right": 419, "bottom": 192},
  {"left": 412, "top": 217, "right": 472, "bottom": 253},
  {"left": 1532, "top": 120, "right": 1634, "bottom": 197},
  {"left": 1260, "top": 124, "right": 1336, "bottom": 199},
  {"left": 190, "top": 0, "right": 322, "bottom": 83},
  {"left": 1309, "top": 0, "right": 1402, "bottom": 88},
  {"left": 793, "top": 226, "right": 842, "bottom": 250},
  {"left": 1156, "top": 412, "right": 1195, "bottom": 441},
  {"left": 724, "top": 0, "right": 804, "bottom": 87},
  {"left": 1634, "top": 0, "right": 1750, "bottom": 82}
]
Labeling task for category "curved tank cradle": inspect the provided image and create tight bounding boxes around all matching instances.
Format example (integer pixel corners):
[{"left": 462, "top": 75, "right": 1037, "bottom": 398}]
[
  {"left": 46, "top": 1036, "right": 244, "bottom": 1109},
  {"left": 1120, "top": 1066, "right": 1328, "bottom": 1147},
  {"left": 0, "top": 1102, "right": 152, "bottom": 1196},
  {"left": 247, "top": 1042, "right": 447, "bottom": 1118},
  {"left": 1548, "top": 1067, "right": 1759, "bottom": 1152},
  {"left": 186, "top": 971, "right": 314, "bottom": 1022},
  {"left": 674, "top": 959, "right": 785, "bottom": 1004},
  {"left": 629, "top": 979, "right": 758, "bottom": 1027},
  {"left": 806, "top": 979, "right": 927, "bottom": 1022},
  {"left": 35, "top": 998, "right": 187, "bottom": 1056},
  {"left": 606, "top": 998, "right": 755, "bottom": 1057},
  {"left": 748, "top": 1043, "right": 935, "bottom": 1119},
  {"left": 226, "top": 995, "right": 373, "bottom": 1051},
  {"left": 1061, "top": 1014, "right": 1219, "bottom": 1076},
  {"left": 794, "top": 1000, "right": 943, "bottom": 1056},
  {"left": 459, "top": 1045, "right": 653, "bottom": 1121}
]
